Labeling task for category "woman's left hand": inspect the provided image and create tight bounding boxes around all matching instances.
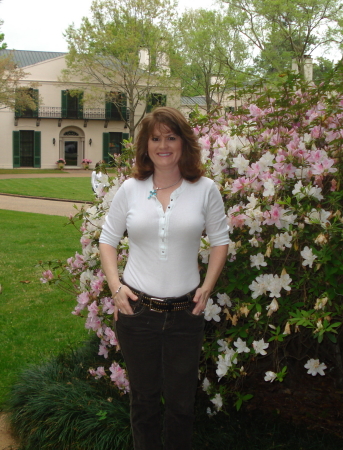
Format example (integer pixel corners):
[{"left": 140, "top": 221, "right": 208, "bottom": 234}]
[{"left": 192, "top": 286, "right": 210, "bottom": 315}]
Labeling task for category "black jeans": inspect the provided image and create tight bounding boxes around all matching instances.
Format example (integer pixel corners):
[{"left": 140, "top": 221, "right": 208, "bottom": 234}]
[{"left": 115, "top": 296, "right": 205, "bottom": 450}]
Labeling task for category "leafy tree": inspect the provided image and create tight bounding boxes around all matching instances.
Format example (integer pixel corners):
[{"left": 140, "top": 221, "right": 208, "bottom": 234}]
[
  {"left": 313, "top": 56, "right": 336, "bottom": 81},
  {"left": 222, "top": 0, "right": 343, "bottom": 78},
  {"left": 172, "top": 8, "right": 249, "bottom": 112},
  {"left": 63, "top": 0, "right": 177, "bottom": 138}
]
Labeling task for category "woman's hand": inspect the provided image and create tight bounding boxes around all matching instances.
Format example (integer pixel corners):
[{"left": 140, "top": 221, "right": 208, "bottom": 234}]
[
  {"left": 192, "top": 244, "right": 229, "bottom": 316},
  {"left": 192, "top": 286, "right": 210, "bottom": 315},
  {"left": 113, "top": 285, "right": 138, "bottom": 321}
]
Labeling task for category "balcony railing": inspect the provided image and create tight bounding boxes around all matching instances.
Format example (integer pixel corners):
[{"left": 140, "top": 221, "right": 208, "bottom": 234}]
[{"left": 15, "top": 106, "right": 129, "bottom": 121}]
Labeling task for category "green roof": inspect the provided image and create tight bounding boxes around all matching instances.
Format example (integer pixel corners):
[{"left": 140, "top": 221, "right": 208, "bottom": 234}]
[{"left": 0, "top": 50, "right": 66, "bottom": 67}]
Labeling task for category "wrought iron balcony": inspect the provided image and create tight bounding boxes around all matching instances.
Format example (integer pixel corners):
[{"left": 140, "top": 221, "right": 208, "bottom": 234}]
[{"left": 15, "top": 106, "right": 129, "bottom": 121}]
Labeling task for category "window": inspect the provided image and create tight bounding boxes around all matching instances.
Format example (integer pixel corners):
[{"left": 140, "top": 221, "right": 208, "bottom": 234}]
[
  {"left": 15, "top": 88, "right": 39, "bottom": 118},
  {"left": 146, "top": 93, "right": 166, "bottom": 113},
  {"left": 105, "top": 92, "right": 127, "bottom": 121},
  {"left": 13, "top": 130, "right": 41, "bottom": 168},
  {"left": 61, "top": 90, "right": 84, "bottom": 119},
  {"left": 102, "top": 132, "right": 129, "bottom": 163}
]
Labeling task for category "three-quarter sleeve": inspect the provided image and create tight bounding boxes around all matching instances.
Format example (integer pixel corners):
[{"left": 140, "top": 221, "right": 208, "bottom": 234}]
[
  {"left": 99, "top": 183, "right": 128, "bottom": 248},
  {"left": 205, "top": 182, "right": 229, "bottom": 247}
]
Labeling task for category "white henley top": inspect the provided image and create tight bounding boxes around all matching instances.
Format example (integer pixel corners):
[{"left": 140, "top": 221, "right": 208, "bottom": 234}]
[{"left": 99, "top": 175, "right": 229, "bottom": 298}]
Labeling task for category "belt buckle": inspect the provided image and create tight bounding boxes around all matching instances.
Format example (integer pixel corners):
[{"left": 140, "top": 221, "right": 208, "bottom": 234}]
[{"left": 150, "top": 297, "right": 165, "bottom": 313}]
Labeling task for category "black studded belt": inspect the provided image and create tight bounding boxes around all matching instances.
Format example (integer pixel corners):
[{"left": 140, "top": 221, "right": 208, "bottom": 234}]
[{"left": 122, "top": 280, "right": 196, "bottom": 313}]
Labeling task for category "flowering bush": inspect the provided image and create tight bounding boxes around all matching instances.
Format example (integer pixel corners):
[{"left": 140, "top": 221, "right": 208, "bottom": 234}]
[
  {"left": 42, "top": 69, "right": 343, "bottom": 413},
  {"left": 82, "top": 158, "right": 92, "bottom": 164},
  {"left": 56, "top": 158, "right": 66, "bottom": 165}
]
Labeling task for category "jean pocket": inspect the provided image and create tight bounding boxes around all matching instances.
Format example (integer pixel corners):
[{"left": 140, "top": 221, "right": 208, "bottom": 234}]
[
  {"left": 184, "top": 303, "right": 205, "bottom": 319},
  {"left": 118, "top": 298, "right": 146, "bottom": 317}
]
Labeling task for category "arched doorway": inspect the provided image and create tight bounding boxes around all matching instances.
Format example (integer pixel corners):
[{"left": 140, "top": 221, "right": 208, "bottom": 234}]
[{"left": 59, "top": 127, "right": 85, "bottom": 167}]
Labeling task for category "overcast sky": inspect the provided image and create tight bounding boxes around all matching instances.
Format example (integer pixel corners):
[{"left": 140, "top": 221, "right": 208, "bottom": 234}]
[{"left": 0, "top": 0, "right": 217, "bottom": 52}]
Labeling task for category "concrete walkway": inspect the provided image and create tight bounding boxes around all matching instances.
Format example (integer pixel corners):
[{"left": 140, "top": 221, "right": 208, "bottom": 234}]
[{"left": 0, "top": 170, "right": 92, "bottom": 217}]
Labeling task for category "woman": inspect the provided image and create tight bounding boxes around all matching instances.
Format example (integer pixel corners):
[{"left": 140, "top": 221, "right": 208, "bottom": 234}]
[{"left": 99, "top": 107, "right": 229, "bottom": 450}]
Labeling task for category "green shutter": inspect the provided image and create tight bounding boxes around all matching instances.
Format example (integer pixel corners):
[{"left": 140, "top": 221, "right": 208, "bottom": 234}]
[
  {"left": 61, "top": 90, "right": 67, "bottom": 118},
  {"left": 161, "top": 94, "right": 167, "bottom": 107},
  {"left": 78, "top": 91, "right": 84, "bottom": 119},
  {"left": 105, "top": 94, "right": 112, "bottom": 119},
  {"left": 122, "top": 133, "right": 129, "bottom": 141},
  {"left": 34, "top": 131, "right": 41, "bottom": 168},
  {"left": 146, "top": 94, "right": 152, "bottom": 113},
  {"left": 102, "top": 133, "right": 110, "bottom": 163},
  {"left": 13, "top": 131, "right": 20, "bottom": 168},
  {"left": 32, "top": 89, "right": 39, "bottom": 118},
  {"left": 120, "top": 93, "right": 127, "bottom": 120},
  {"left": 14, "top": 90, "right": 21, "bottom": 118}
]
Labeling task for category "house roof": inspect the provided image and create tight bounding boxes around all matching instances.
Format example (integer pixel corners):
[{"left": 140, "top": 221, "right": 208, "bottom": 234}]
[
  {"left": 0, "top": 50, "right": 66, "bottom": 67},
  {"left": 181, "top": 96, "right": 217, "bottom": 107}
]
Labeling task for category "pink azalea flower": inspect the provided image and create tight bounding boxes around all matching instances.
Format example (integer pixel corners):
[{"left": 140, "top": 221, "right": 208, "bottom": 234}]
[
  {"left": 231, "top": 177, "right": 251, "bottom": 194},
  {"left": 77, "top": 291, "right": 90, "bottom": 306},
  {"left": 98, "top": 341, "right": 109, "bottom": 358},
  {"left": 101, "top": 297, "right": 115, "bottom": 315},
  {"left": 104, "top": 327, "right": 118, "bottom": 346},
  {"left": 40, "top": 270, "right": 53, "bottom": 283},
  {"left": 109, "top": 362, "right": 130, "bottom": 393},
  {"left": 263, "top": 204, "right": 283, "bottom": 228}
]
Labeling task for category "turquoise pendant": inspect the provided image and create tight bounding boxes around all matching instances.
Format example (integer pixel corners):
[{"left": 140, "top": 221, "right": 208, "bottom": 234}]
[{"left": 148, "top": 189, "right": 157, "bottom": 199}]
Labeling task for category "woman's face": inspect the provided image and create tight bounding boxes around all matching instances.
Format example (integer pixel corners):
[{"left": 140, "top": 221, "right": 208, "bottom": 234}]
[{"left": 147, "top": 124, "right": 183, "bottom": 173}]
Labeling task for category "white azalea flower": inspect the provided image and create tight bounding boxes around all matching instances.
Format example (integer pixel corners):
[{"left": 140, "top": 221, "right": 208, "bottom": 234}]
[
  {"left": 232, "top": 154, "right": 249, "bottom": 174},
  {"left": 263, "top": 180, "right": 275, "bottom": 197},
  {"left": 217, "top": 293, "right": 232, "bottom": 307},
  {"left": 300, "top": 246, "right": 317, "bottom": 268},
  {"left": 248, "top": 236, "right": 260, "bottom": 247},
  {"left": 292, "top": 181, "right": 324, "bottom": 201},
  {"left": 304, "top": 359, "right": 327, "bottom": 376},
  {"left": 305, "top": 208, "right": 331, "bottom": 228},
  {"left": 206, "top": 407, "right": 217, "bottom": 417},
  {"left": 234, "top": 337, "right": 250, "bottom": 354},
  {"left": 202, "top": 377, "right": 210, "bottom": 392},
  {"left": 279, "top": 273, "right": 292, "bottom": 291},
  {"left": 204, "top": 298, "right": 221, "bottom": 322},
  {"left": 259, "top": 151, "right": 275, "bottom": 169},
  {"left": 264, "top": 371, "right": 277, "bottom": 382},
  {"left": 254, "top": 312, "right": 261, "bottom": 321},
  {"left": 250, "top": 253, "right": 267, "bottom": 270},
  {"left": 267, "top": 276, "right": 283, "bottom": 298},
  {"left": 274, "top": 232, "right": 292, "bottom": 250},
  {"left": 252, "top": 339, "right": 269, "bottom": 355},
  {"left": 217, "top": 339, "right": 229, "bottom": 353},
  {"left": 210, "top": 393, "right": 223, "bottom": 411},
  {"left": 314, "top": 296, "right": 328, "bottom": 310},
  {"left": 246, "top": 193, "right": 258, "bottom": 209}
]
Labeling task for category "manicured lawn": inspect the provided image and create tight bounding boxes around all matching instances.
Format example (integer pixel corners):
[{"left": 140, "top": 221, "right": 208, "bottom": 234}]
[
  {"left": 0, "top": 210, "right": 88, "bottom": 405},
  {"left": 0, "top": 177, "right": 94, "bottom": 201},
  {"left": 0, "top": 169, "right": 70, "bottom": 174}
]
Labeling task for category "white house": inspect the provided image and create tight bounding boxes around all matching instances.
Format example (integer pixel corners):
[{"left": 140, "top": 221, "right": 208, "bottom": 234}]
[{"left": 0, "top": 50, "right": 177, "bottom": 169}]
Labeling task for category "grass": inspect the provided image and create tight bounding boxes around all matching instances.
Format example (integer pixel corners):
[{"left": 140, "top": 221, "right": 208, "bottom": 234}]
[
  {"left": 0, "top": 210, "right": 88, "bottom": 405},
  {"left": 0, "top": 177, "right": 94, "bottom": 201},
  {"left": 0, "top": 169, "right": 71, "bottom": 174}
]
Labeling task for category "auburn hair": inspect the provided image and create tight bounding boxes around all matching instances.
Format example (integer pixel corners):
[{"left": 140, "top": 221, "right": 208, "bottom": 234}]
[{"left": 133, "top": 107, "right": 204, "bottom": 182}]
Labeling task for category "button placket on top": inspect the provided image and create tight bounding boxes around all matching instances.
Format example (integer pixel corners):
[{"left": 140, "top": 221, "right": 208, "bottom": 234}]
[
  {"left": 155, "top": 192, "right": 179, "bottom": 260},
  {"left": 148, "top": 177, "right": 185, "bottom": 260}
]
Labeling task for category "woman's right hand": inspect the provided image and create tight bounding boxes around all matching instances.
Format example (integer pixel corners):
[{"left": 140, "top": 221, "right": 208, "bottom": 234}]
[{"left": 113, "top": 285, "right": 138, "bottom": 321}]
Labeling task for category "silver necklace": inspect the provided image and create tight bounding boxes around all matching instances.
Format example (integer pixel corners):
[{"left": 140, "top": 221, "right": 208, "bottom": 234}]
[{"left": 148, "top": 177, "right": 182, "bottom": 199}]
